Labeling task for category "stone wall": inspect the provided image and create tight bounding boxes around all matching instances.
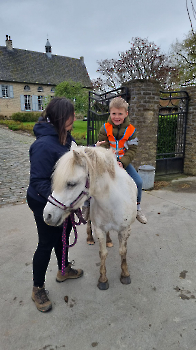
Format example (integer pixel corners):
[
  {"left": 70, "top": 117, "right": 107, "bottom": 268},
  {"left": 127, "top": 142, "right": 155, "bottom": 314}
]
[
  {"left": 183, "top": 86, "right": 196, "bottom": 175},
  {"left": 124, "top": 79, "right": 160, "bottom": 171},
  {"left": 124, "top": 80, "right": 196, "bottom": 175}
]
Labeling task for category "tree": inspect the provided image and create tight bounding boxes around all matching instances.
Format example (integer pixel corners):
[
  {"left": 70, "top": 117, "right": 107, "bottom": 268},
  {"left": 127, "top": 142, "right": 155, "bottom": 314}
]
[
  {"left": 55, "top": 80, "right": 88, "bottom": 115},
  {"left": 170, "top": 32, "right": 196, "bottom": 86},
  {"left": 169, "top": 0, "right": 196, "bottom": 86},
  {"left": 92, "top": 37, "right": 178, "bottom": 92}
]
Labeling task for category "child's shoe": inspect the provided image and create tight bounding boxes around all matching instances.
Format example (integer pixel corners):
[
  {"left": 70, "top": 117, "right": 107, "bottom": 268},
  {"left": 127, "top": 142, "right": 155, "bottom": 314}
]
[
  {"left": 136, "top": 209, "right": 147, "bottom": 224},
  {"left": 32, "top": 285, "right": 52, "bottom": 312},
  {"left": 56, "top": 263, "right": 83, "bottom": 282}
]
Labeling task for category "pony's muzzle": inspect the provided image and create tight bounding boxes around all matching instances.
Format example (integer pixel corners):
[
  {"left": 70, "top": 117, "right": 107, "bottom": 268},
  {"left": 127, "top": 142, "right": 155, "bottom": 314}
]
[
  {"left": 44, "top": 212, "right": 63, "bottom": 226},
  {"left": 43, "top": 204, "right": 71, "bottom": 226}
]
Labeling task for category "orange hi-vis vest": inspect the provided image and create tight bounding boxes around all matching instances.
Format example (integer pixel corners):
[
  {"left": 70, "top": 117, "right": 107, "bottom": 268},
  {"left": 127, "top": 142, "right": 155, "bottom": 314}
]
[{"left": 104, "top": 122, "right": 136, "bottom": 160}]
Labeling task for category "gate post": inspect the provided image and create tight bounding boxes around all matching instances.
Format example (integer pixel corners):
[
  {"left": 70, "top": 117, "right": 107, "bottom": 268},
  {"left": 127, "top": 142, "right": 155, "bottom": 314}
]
[
  {"left": 124, "top": 79, "right": 160, "bottom": 171},
  {"left": 183, "top": 87, "right": 196, "bottom": 175}
]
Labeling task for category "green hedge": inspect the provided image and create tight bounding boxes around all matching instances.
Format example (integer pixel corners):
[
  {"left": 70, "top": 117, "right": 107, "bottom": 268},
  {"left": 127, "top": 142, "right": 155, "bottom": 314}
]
[
  {"left": 11, "top": 112, "right": 41, "bottom": 122},
  {"left": 157, "top": 115, "right": 178, "bottom": 158}
]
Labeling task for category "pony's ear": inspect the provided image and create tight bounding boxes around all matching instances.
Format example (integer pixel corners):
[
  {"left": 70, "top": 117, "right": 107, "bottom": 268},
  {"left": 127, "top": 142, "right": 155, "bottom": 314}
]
[
  {"left": 73, "top": 150, "right": 86, "bottom": 167},
  {"left": 71, "top": 141, "right": 77, "bottom": 151},
  {"left": 83, "top": 147, "right": 93, "bottom": 158}
]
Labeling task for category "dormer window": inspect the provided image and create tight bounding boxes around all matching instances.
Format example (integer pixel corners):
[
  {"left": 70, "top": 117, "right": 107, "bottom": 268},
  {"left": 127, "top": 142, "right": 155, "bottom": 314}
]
[
  {"left": 24, "top": 85, "right": 30, "bottom": 91},
  {"left": 38, "top": 86, "right": 43, "bottom": 92}
]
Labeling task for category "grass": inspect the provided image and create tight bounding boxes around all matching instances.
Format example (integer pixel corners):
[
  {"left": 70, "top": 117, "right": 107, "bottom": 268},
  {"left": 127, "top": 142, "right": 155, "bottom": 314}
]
[
  {"left": 0, "top": 118, "right": 88, "bottom": 145},
  {"left": 72, "top": 120, "right": 87, "bottom": 145}
]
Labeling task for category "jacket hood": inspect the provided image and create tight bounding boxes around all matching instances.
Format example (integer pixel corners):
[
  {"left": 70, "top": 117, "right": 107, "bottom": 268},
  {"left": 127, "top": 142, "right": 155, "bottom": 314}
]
[
  {"left": 107, "top": 115, "right": 130, "bottom": 128},
  {"left": 33, "top": 122, "right": 58, "bottom": 138}
]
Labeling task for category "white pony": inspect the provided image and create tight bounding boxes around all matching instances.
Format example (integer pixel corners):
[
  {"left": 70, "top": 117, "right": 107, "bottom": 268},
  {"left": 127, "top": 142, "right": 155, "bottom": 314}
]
[{"left": 43, "top": 145, "right": 137, "bottom": 290}]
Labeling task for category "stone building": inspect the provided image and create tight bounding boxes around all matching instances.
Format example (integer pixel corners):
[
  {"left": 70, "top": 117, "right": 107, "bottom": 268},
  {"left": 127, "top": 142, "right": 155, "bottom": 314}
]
[{"left": 0, "top": 35, "right": 91, "bottom": 117}]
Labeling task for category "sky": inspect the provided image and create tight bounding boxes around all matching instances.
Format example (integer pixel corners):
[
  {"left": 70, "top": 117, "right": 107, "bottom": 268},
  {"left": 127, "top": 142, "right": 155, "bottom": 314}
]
[{"left": 0, "top": 0, "right": 194, "bottom": 81}]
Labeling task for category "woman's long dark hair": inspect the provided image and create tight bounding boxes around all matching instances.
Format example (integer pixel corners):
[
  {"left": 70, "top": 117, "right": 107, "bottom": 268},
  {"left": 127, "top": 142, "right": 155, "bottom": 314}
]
[{"left": 45, "top": 97, "right": 74, "bottom": 145}]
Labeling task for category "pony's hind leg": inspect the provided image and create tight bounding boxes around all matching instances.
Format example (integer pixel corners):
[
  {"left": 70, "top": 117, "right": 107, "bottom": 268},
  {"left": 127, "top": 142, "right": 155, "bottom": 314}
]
[
  {"left": 118, "top": 227, "right": 131, "bottom": 285},
  {"left": 95, "top": 228, "right": 109, "bottom": 290},
  {"left": 86, "top": 224, "right": 113, "bottom": 247},
  {"left": 106, "top": 232, "right": 113, "bottom": 248},
  {"left": 86, "top": 220, "right": 95, "bottom": 245}
]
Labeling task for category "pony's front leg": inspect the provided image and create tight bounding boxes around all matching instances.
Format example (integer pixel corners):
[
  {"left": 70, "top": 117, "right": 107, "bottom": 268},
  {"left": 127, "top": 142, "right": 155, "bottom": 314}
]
[
  {"left": 86, "top": 220, "right": 95, "bottom": 245},
  {"left": 95, "top": 228, "right": 109, "bottom": 290},
  {"left": 118, "top": 227, "right": 131, "bottom": 285}
]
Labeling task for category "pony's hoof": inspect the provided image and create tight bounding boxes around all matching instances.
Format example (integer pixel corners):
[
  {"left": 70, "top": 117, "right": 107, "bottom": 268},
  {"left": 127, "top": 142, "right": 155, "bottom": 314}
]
[
  {"left": 120, "top": 275, "right": 131, "bottom": 285},
  {"left": 106, "top": 241, "right": 113, "bottom": 248},
  {"left": 87, "top": 240, "right": 95, "bottom": 245},
  {"left": 97, "top": 281, "right": 109, "bottom": 290}
]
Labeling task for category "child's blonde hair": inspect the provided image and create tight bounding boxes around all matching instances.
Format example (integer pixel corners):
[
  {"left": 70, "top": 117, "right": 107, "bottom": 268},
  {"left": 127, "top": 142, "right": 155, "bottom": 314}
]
[{"left": 109, "top": 97, "right": 129, "bottom": 112}]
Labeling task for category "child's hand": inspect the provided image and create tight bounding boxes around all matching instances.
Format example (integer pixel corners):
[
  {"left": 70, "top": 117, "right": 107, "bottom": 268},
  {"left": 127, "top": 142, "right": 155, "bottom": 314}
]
[
  {"left": 95, "top": 141, "right": 106, "bottom": 147},
  {"left": 118, "top": 161, "right": 123, "bottom": 168}
]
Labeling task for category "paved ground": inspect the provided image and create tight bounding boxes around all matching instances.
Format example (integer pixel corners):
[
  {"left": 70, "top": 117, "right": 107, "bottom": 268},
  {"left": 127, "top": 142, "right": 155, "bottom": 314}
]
[
  {"left": 0, "top": 126, "right": 34, "bottom": 207},
  {"left": 1, "top": 127, "right": 196, "bottom": 350}
]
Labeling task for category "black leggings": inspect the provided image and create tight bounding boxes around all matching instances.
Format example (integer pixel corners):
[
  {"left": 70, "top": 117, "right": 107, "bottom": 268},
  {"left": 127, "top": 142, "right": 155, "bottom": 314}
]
[{"left": 27, "top": 194, "right": 72, "bottom": 287}]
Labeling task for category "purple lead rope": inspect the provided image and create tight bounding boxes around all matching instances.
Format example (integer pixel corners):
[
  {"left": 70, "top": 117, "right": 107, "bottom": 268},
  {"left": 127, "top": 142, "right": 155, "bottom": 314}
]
[{"left": 61, "top": 208, "right": 86, "bottom": 276}]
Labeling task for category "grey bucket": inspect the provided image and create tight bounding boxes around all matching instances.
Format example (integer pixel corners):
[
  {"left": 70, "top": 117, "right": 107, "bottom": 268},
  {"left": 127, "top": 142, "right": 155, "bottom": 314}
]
[{"left": 138, "top": 165, "right": 155, "bottom": 190}]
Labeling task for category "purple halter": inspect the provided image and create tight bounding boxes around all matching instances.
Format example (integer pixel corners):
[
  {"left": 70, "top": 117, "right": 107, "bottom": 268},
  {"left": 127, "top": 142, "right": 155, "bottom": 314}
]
[
  {"left": 47, "top": 176, "right": 90, "bottom": 275},
  {"left": 47, "top": 176, "right": 90, "bottom": 211}
]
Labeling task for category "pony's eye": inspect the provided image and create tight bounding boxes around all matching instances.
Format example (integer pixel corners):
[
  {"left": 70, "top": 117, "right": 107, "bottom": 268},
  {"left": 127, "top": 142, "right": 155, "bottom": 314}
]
[{"left": 67, "top": 181, "right": 77, "bottom": 188}]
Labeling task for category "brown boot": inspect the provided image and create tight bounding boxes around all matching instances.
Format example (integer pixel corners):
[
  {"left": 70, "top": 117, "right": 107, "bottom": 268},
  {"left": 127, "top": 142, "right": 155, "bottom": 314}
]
[
  {"left": 32, "top": 285, "right": 52, "bottom": 312},
  {"left": 56, "top": 263, "right": 83, "bottom": 283}
]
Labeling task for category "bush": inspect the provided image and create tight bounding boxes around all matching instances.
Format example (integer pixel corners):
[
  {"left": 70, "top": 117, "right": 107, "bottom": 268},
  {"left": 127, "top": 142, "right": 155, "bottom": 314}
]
[
  {"left": 157, "top": 115, "right": 178, "bottom": 157},
  {"left": 0, "top": 117, "right": 87, "bottom": 142},
  {"left": 0, "top": 120, "right": 34, "bottom": 135},
  {"left": 11, "top": 112, "right": 41, "bottom": 122}
]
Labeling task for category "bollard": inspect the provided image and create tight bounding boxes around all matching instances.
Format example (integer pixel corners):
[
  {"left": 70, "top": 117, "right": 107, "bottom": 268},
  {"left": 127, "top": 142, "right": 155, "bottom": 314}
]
[{"left": 138, "top": 165, "right": 155, "bottom": 190}]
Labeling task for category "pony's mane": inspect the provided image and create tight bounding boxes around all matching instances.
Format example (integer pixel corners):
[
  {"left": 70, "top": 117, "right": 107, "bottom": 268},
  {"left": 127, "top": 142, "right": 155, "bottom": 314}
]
[
  {"left": 52, "top": 150, "right": 76, "bottom": 192},
  {"left": 83, "top": 147, "right": 115, "bottom": 180},
  {"left": 52, "top": 146, "right": 116, "bottom": 193}
]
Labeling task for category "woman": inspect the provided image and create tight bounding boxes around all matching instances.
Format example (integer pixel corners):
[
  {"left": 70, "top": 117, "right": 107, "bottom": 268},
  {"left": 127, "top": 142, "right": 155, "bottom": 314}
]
[{"left": 27, "top": 97, "right": 83, "bottom": 312}]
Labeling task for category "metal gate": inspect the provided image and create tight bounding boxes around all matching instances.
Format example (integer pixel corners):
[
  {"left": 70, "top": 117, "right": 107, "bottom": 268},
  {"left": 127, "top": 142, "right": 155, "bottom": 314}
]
[
  {"left": 156, "top": 91, "right": 189, "bottom": 175},
  {"left": 87, "top": 87, "right": 129, "bottom": 145}
]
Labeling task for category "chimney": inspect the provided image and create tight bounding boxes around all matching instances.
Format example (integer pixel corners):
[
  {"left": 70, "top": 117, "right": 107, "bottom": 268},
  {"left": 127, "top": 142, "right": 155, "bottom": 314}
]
[
  {"left": 80, "top": 56, "right": 85, "bottom": 65},
  {"left": 5, "top": 35, "right": 13, "bottom": 50}
]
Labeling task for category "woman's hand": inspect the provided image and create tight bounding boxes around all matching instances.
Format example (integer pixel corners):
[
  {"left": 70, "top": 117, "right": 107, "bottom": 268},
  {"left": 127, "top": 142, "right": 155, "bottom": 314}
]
[{"left": 95, "top": 141, "right": 106, "bottom": 147}]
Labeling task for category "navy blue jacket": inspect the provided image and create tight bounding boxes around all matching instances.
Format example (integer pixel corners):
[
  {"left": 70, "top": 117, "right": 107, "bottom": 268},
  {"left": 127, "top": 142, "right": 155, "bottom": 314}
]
[{"left": 27, "top": 121, "right": 74, "bottom": 204}]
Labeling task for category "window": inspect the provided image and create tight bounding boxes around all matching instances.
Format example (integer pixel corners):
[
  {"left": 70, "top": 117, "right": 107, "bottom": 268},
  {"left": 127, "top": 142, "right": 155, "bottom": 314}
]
[
  {"left": 2, "top": 85, "right": 9, "bottom": 97},
  {"left": 0, "top": 84, "right": 14, "bottom": 98},
  {"left": 38, "top": 86, "right": 43, "bottom": 92},
  {"left": 24, "top": 85, "right": 30, "bottom": 91},
  {"left": 51, "top": 87, "right": 55, "bottom": 92},
  {"left": 24, "top": 95, "right": 31, "bottom": 110},
  {"left": 38, "top": 96, "right": 43, "bottom": 110}
]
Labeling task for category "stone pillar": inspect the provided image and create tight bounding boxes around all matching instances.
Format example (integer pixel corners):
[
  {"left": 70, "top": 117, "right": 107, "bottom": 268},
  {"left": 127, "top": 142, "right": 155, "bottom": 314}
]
[
  {"left": 124, "top": 79, "right": 160, "bottom": 171},
  {"left": 183, "top": 87, "right": 196, "bottom": 175}
]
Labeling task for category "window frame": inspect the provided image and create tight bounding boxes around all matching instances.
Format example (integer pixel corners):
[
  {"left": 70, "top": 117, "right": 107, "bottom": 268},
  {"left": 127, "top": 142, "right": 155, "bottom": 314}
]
[
  {"left": 24, "top": 95, "right": 31, "bottom": 110},
  {"left": 38, "top": 95, "right": 43, "bottom": 110}
]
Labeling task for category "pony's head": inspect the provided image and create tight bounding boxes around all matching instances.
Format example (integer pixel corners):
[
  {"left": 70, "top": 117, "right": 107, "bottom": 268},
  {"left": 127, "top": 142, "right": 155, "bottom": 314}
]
[
  {"left": 43, "top": 146, "right": 115, "bottom": 226},
  {"left": 43, "top": 147, "right": 88, "bottom": 226}
]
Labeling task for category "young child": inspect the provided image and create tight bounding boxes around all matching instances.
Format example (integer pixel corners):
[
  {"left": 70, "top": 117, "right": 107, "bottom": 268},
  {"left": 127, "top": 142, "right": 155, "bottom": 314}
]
[{"left": 98, "top": 96, "right": 147, "bottom": 224}]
